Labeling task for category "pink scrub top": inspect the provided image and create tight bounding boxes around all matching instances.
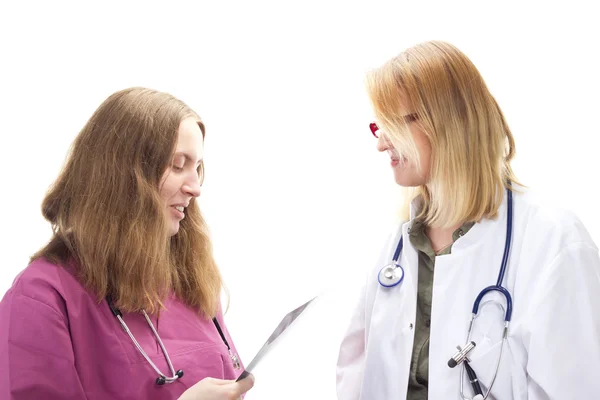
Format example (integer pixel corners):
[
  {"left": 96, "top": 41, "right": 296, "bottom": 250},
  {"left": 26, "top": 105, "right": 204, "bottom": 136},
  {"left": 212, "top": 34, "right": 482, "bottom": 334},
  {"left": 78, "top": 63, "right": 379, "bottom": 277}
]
[{"left": 0, "top": 258, "right": 244, "bottom": 399}]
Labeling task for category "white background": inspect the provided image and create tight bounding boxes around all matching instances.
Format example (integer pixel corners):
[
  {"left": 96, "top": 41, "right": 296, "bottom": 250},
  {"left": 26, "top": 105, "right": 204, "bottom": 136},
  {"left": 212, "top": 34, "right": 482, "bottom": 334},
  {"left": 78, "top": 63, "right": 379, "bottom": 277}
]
[{"left": 1, "top": 1, "right": 598, "bottom": 399}]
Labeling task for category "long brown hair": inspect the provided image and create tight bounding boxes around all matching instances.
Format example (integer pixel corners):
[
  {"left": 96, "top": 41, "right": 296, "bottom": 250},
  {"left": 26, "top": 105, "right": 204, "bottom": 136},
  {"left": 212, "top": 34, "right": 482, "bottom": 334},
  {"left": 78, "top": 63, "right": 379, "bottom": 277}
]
[{"left": 33, "top": 87, "right": 223, "bottom": 317}]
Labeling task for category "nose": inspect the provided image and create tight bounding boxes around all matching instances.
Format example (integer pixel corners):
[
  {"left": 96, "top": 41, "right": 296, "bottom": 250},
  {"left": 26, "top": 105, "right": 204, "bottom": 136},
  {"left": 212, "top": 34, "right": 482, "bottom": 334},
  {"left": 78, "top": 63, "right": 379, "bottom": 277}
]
[
  {"left": 182, "top": 176, "right": 202, "bottom": 198},
  {"left": 376, "top": 134, "right": 391, "bottom": 153}
]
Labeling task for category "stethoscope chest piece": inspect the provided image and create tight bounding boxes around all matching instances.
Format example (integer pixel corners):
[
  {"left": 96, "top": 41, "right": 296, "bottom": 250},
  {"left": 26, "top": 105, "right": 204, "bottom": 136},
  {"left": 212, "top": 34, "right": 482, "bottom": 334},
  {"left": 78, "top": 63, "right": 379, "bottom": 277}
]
[{"left": 378, "top": 263, "right": 404, "bottom": 287}]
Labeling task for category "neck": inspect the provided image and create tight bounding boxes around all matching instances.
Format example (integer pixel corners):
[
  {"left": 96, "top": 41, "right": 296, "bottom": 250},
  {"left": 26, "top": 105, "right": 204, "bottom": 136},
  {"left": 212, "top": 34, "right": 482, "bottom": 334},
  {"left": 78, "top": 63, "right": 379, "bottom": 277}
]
[{"left": 426, "top": 222, "right": 463, "bottom": 254}]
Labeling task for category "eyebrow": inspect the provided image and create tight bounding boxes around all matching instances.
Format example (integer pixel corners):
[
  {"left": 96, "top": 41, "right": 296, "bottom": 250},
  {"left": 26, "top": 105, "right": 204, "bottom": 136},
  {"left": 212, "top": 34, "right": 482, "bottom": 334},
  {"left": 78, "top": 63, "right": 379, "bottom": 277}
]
[{"left": 402, "top": 113, "right": 418, "bottom": 122}]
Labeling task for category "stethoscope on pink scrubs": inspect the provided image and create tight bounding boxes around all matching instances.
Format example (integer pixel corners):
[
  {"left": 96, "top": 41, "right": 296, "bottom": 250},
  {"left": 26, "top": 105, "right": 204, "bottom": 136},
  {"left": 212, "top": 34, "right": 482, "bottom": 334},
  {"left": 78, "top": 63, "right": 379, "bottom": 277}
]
[{"left": 107, "top": 298, "right": 241, "bottom": 385}]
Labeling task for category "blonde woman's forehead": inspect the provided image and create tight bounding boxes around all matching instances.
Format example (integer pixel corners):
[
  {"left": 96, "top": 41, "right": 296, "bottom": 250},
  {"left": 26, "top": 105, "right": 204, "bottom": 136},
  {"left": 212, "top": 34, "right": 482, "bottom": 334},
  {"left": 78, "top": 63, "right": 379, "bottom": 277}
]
[{"left": 396, "top": 91, "right": 415, "bottom": 114}]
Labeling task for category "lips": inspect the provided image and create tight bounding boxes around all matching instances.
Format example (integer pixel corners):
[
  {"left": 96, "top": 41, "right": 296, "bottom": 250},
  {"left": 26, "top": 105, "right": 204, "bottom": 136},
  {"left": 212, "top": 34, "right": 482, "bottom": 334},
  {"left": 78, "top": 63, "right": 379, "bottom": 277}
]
[
  {"left": 390, "top": 156, "right": 407, "bottom": 167},
  {"left": 170, "top": 205, "right": 186, "bottom": 220}
]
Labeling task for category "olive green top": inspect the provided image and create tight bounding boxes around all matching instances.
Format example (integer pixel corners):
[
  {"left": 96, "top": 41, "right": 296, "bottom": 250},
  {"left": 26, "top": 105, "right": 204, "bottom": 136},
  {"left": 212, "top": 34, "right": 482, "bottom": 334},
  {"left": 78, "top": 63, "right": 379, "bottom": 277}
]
[{"left": 406, "top": 219, "right": 475, "bottom": 400}]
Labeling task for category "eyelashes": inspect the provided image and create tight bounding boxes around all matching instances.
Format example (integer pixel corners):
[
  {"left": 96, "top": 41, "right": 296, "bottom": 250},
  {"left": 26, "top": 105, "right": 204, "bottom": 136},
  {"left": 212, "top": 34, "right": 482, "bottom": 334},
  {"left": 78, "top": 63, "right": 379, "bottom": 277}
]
[{"left": 171, "top": 160, "right": 204, "bottom": 183}]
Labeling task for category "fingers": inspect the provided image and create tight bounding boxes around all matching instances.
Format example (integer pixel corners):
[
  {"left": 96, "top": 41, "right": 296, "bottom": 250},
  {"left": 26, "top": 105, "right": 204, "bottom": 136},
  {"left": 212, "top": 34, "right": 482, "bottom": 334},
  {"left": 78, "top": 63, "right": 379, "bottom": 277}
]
[
  {"left": 203, "top": 377, "right": 235, "bottom": 386},
  {"left": 230, "top": 374, "right": 255, "bottom": 396}
]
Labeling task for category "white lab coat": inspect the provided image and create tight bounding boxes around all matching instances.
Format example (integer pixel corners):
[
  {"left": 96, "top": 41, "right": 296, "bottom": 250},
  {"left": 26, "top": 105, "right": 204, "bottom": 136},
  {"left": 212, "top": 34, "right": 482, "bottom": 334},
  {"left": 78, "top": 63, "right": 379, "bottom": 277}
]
[{"left": 337, "top": 190, "right": 600, "bottom": 399}]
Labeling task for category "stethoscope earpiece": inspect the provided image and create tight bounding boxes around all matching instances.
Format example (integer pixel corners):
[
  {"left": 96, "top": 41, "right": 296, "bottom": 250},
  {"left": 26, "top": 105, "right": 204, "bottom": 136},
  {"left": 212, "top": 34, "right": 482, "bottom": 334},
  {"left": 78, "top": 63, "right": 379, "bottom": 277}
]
[{"left": 156, "top": 370, "right": 183, "bottom": 386}]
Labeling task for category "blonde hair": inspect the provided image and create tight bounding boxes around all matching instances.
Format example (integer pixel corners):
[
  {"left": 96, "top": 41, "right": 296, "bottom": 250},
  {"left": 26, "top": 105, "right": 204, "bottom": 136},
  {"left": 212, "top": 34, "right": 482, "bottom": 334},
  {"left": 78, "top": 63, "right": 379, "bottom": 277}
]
[
  {"left": 33, "top": 87, "right": 223, "bottom": 318},
  {"left": 366, "top": 41, "right": 519, "bottom": 228}
]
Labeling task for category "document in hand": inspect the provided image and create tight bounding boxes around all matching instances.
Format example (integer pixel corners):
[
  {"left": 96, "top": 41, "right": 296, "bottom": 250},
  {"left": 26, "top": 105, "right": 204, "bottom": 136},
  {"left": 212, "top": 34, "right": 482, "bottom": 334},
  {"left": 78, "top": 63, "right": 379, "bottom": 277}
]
[{"left": 236, "top": 296, "right": 317, "bottom": 381}]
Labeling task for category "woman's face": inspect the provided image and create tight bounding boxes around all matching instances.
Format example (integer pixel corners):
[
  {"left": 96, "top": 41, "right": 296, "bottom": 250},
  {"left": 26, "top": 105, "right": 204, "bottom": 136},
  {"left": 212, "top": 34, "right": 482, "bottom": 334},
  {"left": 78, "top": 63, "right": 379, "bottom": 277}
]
[
  {"left": 373, "top": 110, "right": 431, "bottom": 187},
  {"left": 159, "top": 117, "right": 204, "bottom": 236}
]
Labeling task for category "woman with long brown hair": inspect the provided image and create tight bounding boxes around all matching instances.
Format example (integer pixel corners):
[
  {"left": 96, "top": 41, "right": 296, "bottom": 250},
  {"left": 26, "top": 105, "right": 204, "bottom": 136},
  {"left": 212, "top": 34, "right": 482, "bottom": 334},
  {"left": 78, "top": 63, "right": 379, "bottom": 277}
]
[{"left": 0, "top": 87, "right": 254, "bottom": 399}]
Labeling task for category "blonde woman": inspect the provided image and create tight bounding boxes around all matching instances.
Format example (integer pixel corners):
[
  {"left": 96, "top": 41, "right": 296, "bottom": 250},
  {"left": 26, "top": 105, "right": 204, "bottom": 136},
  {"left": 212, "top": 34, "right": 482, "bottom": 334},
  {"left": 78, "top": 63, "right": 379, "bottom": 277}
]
[
  {"left": 0, "top": 88, "right": 254, "bottom": 399},
  {"left": 336, "top": 41, "right": 600, "bottom": 399}
]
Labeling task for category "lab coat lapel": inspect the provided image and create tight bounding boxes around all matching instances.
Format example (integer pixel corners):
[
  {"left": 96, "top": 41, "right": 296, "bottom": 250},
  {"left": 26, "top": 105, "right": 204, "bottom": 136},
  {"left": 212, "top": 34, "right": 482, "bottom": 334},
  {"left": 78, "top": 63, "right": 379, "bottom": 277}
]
[{"left": 362, "top": 222, "right": 420, "bottom": 398}]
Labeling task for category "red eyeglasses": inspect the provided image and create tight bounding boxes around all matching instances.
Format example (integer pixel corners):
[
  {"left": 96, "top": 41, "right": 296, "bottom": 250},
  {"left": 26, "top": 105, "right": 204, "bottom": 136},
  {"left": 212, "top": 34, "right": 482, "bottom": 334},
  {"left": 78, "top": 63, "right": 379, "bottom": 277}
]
[
  {"left": 369, "top": 114, "right": 419, "bottom": 139},
  {"left": 369, "top": 122, "right": 380, "bottom": 138}
]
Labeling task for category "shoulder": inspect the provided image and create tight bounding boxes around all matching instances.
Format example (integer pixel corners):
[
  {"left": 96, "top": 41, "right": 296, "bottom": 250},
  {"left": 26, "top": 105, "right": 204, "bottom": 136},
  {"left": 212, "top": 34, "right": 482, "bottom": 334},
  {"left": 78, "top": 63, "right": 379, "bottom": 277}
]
[
  {"left": 4, "top": 258, "right": 86, "bottom": 318},
  {"left": 513, "top": 189, "right": 596, "bottom": 250},
  {"left": 511, "top": 188, "right": 599, "bottom": 292}
]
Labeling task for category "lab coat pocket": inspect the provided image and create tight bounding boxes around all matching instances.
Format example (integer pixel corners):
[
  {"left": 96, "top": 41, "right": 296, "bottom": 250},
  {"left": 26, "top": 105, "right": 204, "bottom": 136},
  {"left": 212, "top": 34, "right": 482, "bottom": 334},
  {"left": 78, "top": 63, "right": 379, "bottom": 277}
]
[{"left": 466, "top": 299, "right": 515, "bottom": 400}]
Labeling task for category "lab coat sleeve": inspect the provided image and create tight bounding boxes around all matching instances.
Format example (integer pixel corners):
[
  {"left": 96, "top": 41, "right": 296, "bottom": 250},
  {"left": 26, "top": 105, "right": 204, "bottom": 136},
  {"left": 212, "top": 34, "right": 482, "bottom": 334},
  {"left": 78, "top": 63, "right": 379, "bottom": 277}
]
[
  {"left": 336, "top": 275, "right": 368, "bottom": 400},
  {"left": 523, "top": 242, "right": 600, "bottom": 399},
  {"left": 2, "top": 292, "right": 88, "bottom": 400}
]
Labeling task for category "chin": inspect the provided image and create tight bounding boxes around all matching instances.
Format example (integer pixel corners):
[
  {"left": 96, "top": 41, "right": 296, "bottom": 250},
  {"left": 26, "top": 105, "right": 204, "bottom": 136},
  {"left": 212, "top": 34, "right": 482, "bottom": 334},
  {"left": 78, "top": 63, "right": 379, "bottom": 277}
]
[
  {"left": 168, "top": 223, "right": 180, "bottom": 237},
  {"left": 393, "top": 172, "right": 426, "bottom": 187}
]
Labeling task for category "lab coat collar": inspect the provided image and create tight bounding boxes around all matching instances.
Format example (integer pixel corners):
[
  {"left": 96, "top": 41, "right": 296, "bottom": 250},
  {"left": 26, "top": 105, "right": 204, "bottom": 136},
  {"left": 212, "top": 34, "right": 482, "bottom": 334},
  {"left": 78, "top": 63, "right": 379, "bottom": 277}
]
[
  {"left": 409, "top": 195, "right": 424, "bottom": 221},
  {"left": 408, "top": 190, "right": 509, "bottom": 252}
]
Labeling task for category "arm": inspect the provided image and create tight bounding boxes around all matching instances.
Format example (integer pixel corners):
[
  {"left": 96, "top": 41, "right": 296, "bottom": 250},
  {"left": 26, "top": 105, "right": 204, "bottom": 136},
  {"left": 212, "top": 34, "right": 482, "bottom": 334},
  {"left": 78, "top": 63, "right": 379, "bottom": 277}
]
[
  {"left": 523, "top": 242, "right": 600, "bottom": 399},
  {"left": 336, "top": 278, "right": 368, "bottom": 400},
  {"left": 2, "top": 292, "right": 88, "bottom": 400},
  {"left": 336, "top": 224, "right": 403, "bottom": 400}
]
